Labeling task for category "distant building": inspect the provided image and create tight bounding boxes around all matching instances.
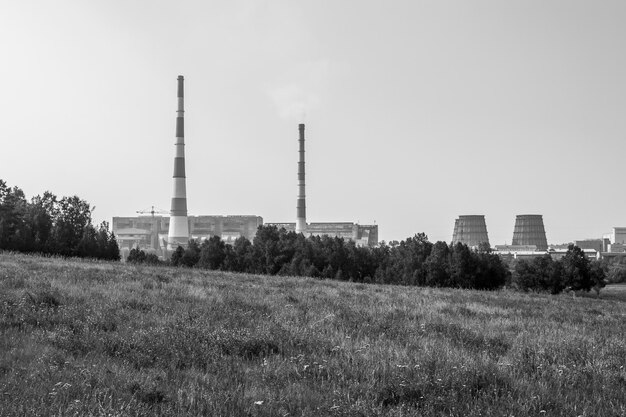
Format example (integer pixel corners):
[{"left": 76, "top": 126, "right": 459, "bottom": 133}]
[
  {"left": 607, "top": 243, "right": 626, "bottom": 253},
  {"left": 599, "top": 227, "right": 626, "bottom": 256},
  {"left": 267, "top": 222, "right": 379, "bottom": 247},
  {"left": 612, "top": 227, "right": 626, "bottom": 244},
  {"left": 549, "top": 248, "right": 600, "bottom": 261},
  {"left": 511, "top": 215, "right": 548, "bottom": 251},
  {"left": 494, "top": 245, "right": 538, "bottom": 253},
  {"left": 112, "top": 215, "right": 263, "bottom": 258},
  {"left": 494, "top": 244, "right": 600, "bottom": 262},
  {"left": 452, "top": 215, "right": 489, "bottom": 248},
  {"left": 493, "top": 245, "right": 546, "bottom": 261},
  {"left": 188, "top": 215, "right": 263, "bottom": 243},
  {"left": 574, "top": 239, "right": 604, "bottom": 252}
]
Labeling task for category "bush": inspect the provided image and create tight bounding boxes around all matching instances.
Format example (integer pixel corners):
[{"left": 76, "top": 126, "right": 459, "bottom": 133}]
[
  {"left": 127, "top": 248, "right": 147, "bottom": 264},
  {"left": 607, "top": 266, "right": 626, "bottom": 284}
]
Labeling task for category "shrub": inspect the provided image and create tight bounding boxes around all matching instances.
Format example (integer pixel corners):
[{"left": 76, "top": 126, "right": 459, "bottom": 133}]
[
  {"left": 607, "top": 266, "right": 626, "bottom": 284},
  {"left": 127, "top": 248, "right": 147, "bottom": 264}
]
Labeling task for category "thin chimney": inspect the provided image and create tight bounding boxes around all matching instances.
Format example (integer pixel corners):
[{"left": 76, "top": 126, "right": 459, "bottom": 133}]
[
  {"left": 296, "top": 123, "right": 307, "bottom": 234},
  {"left": 167, "top": 75, "right": 190, "bottom": 249}
]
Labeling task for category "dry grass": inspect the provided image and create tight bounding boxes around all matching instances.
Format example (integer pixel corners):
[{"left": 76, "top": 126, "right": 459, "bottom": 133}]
[{"left": 1, "top": 252, "right": 625, "bottom": 416}]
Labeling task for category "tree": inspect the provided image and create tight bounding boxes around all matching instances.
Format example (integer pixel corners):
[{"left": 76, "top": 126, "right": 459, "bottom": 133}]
[
  {"left": 473, "top": 251, "right": 509, "bottom": 290},
  {"left": 589, "top": 261, "right": 607, "bottom": 296},
  {"left": 382, "top": 233, "right": 433, "bottom": 285},
  {"left": 180, "top": 239, "right": 201, "bottom": 267},
  {"left": 51, "top": 195, "right": 92, "bottom": 256},
  {"left": 477, "top": 241, "right": 492, "bottom": 254},
  {"left": 76, "top": 224, "right": 98, "bottom": 258},
  {"left": 561, "top": 244, "right": 592, "bottom": 292},
  {"left": 106, "top": 232, "right": 121, "bottom": 261},
  {"left": 198, "top": 235, "right": 226, "bottom": 270},
  {"left": 252, "top": 225, "right": 282, "bottom": 274},
  {"left": 0, "top": 179, "right": 118, "bottom": 261},
  {"left": 171, "top": 246, "right": 185, "bottom": 266},
  {"left": 224, "top": 236, "right": 254, "bottom": 272},
  {"left": 607, "top": 265, "right": 626, "bottom": 284},
  {"left": 127, "top": 247, "right": 147, "bottom": 263},
  {"left": 449, "top": 242, "right": 476, "bottom": 288},
  {"left": 424, "top": 241, "right": 451, "bottom": 287},
  {"left": 95, "top": 221, "right": 120, "bottom": 261},
  {"left": 0, "top": 182, "right": 28, "bottom": 251},
  {"left": 26, "top": 191, "right": 57, "bottom": 252},
  {"left": 513, "top": 255, "right": 564, "bottom": 294},
  {"left": 127, "top": 247, "right": 158, "bottom": 264}
]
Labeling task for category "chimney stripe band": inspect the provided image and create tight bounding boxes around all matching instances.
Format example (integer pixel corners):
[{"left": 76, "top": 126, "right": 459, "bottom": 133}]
[
  {"left": 176, "top": 117, "right": 184, "bottom": 137},
  {"left": 173, "top": 157, "right": 186, "bottom": 177},
  {"left": 170, "top": 198, "right": 187, "bottom": 215},
  {"left": 177, "top": 76, "right": 184, "bottom": 98}
]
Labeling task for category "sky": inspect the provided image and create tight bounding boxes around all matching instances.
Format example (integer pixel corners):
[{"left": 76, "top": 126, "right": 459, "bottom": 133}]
[{"left": 1, "top": 0, "right": 625, "bottom": 245}]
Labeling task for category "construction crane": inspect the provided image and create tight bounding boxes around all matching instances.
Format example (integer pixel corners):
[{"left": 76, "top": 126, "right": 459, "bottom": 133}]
[
  {"left": 136, "top": 206, "right": 168, "bottom": 218},
  {"left": 135, "top": 206, "right": 168, "bottom": 251}
]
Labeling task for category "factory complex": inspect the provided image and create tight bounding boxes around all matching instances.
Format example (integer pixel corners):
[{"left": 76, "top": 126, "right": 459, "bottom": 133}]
[
  {"left": 112, "top": 76, "right": 623, "bottom": 262},
  {"left": 452, "top": 214, "right": 626, "bottom": 262},
  {"left": 112, "top": 215, "right": 263, "bottom": 257},
  {"left": 112, "top": 76, "right": 378, "bottom": 259}
]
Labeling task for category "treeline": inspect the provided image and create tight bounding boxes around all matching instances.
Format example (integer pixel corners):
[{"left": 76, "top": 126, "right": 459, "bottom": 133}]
[
  {"left": 131, "top": 225, "right": 510, "bottom": 290},
  {"left": 129, "top": 226, "right": 609, "bottom": 294},
  {"left": 513, "top": 245, "right": 606, "bottom": 294},
  {"left": 0, "top": 180, "right": 119, "bottom": 260}
]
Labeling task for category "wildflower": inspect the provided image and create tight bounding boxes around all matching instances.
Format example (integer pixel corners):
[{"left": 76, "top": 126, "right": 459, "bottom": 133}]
[{"left": 255, "top": 401, "right": 264, "bottom": 405}]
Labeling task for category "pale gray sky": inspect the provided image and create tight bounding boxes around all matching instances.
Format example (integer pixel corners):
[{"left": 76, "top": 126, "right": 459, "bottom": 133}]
[{"left": 1, "top": 0, "right": 625, "bottom": 244}]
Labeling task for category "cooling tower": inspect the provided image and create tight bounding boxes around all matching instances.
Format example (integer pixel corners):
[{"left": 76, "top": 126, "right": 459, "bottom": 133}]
[
  {"left": 511, "top": 215, "right": 547, "bottom": 251},
  {"left": 167, "top": 75, "right": 190, "bottom": 249},
  {"left": 296, "top": 123, "right": 307, "bottom": 234},
  {"left": 452, "top": 215, "right": 490, "bottom": 248}
]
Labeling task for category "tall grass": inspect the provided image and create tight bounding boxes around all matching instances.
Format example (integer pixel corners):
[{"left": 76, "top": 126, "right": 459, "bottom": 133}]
[{"left": 1, "top": 252, "right": 625, "bottom": 416}]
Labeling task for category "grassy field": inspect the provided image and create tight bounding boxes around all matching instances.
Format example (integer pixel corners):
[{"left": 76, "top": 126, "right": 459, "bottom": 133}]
[{"left": 1, "top": 253, "right": 625, "bottom": 416}]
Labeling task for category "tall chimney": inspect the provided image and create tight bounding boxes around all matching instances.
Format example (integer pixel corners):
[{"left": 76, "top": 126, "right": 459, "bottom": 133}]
[
  {"left": 296, "top": 123, "right": 307, "bottom": 234},
  {"left": 167, "top": 75, "right": 190, "bottom": 249}
]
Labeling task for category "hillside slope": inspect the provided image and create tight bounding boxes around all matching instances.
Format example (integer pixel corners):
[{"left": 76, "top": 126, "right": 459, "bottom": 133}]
[{"left": 1, "top": 253, "right": 625, "bottom": 416}]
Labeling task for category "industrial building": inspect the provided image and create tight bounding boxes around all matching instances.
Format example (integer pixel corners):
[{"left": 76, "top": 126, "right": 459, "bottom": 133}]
[
  {"left": 603, "top": 227, "right": 626, "bottom": 253},
  {"left": 574, "top": 239, "right": 604, "bottom": 253},
  {"left": 112, "top": 215, "right": 263, "bottom": 257},
  {"left": 452, "top": 215, "right": 489, "bottom": 248},
  {"left": 511, "top": 214, "right": 548, "bottom": 251},
  {"left": 268, "top": 222, "right": 379, "bottom": 247}
]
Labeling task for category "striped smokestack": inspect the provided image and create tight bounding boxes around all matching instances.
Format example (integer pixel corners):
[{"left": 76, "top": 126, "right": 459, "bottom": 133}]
[
  {"left": 296, "top": 123, "right": 307, "bottom": 234},
  {"left": 167, "top": 75, "right": 190, "bottom": 249}
]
